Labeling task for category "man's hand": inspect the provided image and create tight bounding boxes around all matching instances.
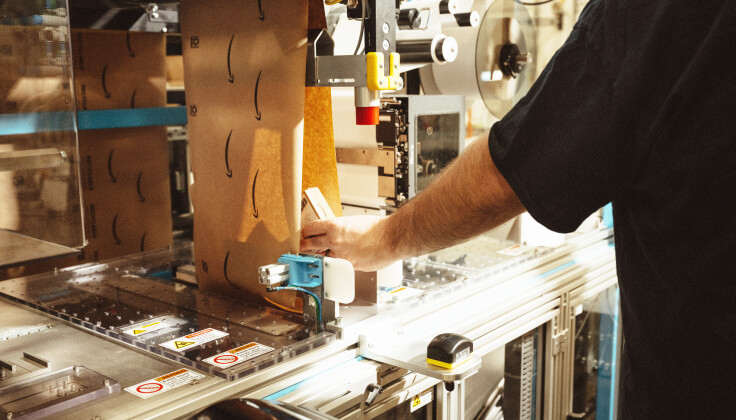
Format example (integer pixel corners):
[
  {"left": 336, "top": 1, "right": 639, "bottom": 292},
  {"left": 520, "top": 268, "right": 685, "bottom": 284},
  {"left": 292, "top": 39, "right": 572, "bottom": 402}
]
[
  {"left": 300, "top": 138, "right": 525, "bottom": 273},
  {"left": 300, "top": 215, "right": 398, "bottom": 272}
]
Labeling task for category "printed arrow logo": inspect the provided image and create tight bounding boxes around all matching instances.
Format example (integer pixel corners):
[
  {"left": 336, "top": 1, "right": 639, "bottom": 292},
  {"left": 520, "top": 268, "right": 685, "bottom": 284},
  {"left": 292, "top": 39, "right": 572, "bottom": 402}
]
[
  {"left": 254, "top": 70, "right": 262, "bottom": 120},
  {"left": 101, "top": 64, "right": 111, "bottom": 98},
  {"left": 252, "top": 169, "right": 259, "bottom": 218},
  {"left": 107, "top": 149, "right": 117, "bottom": 183},
  {"left": 130, "top": 89, "right": 137, "bottom": 109},
  {"left": 258, "top": 0, "right": 265, "bottom": 20},
  {"left": 126, "top": 32, "right": 135, "bottom": 57},
  {"left": 112, "top": 213, "right": 121, "bottom": 245},
  {"left": 224, "top": 250, "right": 241, "bottom": 289},
  {"left": 133, "top": 329, "right": 146, "bottom": 335},
  {"left": 225, "top": 129, "right": 233, "bottom": 178},
  {"left": 137, "top": 171, "right": 146, "bottom": 202},
  {"left": 140, "top": 232, "right": 146, "bottom": 252},
  {"left": 227, "top": 34, "right": 235, "bottom": 83}
]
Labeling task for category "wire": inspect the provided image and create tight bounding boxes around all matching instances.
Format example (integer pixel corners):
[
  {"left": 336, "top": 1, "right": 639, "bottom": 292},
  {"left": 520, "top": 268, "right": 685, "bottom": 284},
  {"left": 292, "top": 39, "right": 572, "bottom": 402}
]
[
  {"left": 514, "top": 0, "right": 557, "bottom": 5},
  {"left": 261, "top": 294, "right": 302, "bottom": 314},
  {"left": 353, "top": 0, "right": 365, "bottom": 55},
  {"left": 272, "top": 287, "right": 322, "bottom": 323}
]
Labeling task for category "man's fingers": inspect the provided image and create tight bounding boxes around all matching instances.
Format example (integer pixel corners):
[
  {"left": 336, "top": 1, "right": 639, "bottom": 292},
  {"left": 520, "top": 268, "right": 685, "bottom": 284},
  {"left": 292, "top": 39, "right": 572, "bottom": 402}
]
[
  {"left": 301, "top": 219, "right": 330, "bottom": 239},
  {"left": 300, "top": 234, "right": 331, "bottom": 253}
]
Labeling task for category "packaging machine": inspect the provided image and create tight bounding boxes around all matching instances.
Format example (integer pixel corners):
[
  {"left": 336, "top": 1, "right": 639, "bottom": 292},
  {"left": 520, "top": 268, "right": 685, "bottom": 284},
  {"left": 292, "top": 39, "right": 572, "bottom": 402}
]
[{"left": 0, "top": 0, "right": 620, "bottom": 418}]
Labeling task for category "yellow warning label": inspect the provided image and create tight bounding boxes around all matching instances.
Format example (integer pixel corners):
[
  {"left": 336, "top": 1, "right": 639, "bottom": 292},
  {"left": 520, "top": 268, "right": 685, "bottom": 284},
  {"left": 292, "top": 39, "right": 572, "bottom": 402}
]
[
  {"left": 229, "top": 343, "right": 257, "bottom": 353},
  {"left": 156, "top": 369, "right": 187, "bottom": 381},
  {"left": 174, "top": 341, "right": 196, "bottom": 349},
  {"left": 413, "top": 396, "right": 421, "bottom": 408},
  {"left": 390, "top": 287, "right": 406, "bottom": 294},
  {"left": 133, "top": 329, "right": 147, "bottom": 335},
  {"left": 143, "top": 322, "right": 161, "bottom": 328}
]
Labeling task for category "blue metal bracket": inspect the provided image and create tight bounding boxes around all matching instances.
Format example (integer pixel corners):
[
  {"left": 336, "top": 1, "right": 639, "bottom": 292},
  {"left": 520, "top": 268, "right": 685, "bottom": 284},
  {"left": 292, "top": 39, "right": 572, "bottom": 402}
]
[{"left": 277, "top": 254, "right": 323, "bottom": 288}]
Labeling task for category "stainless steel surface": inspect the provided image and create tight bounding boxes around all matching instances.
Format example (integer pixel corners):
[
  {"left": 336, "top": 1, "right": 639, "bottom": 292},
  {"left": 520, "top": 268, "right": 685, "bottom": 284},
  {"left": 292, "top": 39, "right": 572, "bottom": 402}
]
[
  {"left": 0, "top": 299, "right": 222, "bottom": 420},
  {"left": 1, "top": 227, "right": 616, "bottom": 419},
  {"left": 0, "top": 148, "right": 66, "bottom": 172},
  {"left": 0, "top": 230, "right": 79, "bottom": 269},
  {"left": 0, "top": 366, "right": 120, "bottom": 419},
  {"left": 0, "top": 245, "right": 333, "bottom": 381},
  {"left": 360, "top": 334, "right": 482, "bottom": 383}
]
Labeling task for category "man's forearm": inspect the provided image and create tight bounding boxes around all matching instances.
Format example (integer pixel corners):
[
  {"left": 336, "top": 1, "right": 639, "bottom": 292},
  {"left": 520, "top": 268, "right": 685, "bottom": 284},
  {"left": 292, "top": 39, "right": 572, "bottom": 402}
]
[{"left": 379, "top": 138, "right": 525, "bottom": 260}]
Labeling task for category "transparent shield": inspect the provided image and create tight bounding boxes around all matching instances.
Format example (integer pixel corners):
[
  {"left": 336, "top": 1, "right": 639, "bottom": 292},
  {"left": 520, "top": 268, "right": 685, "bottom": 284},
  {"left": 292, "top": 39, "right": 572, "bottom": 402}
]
[{"left": 0, "top": 0, "right": 84, "bottom": 268}]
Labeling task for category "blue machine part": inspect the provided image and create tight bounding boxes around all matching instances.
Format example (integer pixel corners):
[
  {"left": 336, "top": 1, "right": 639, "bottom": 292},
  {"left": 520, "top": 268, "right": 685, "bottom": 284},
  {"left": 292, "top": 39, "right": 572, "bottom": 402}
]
[
  {"left": 595, "top": 287, "right": 620, "bottom": 420},
  {"left": 603, "top": 203, "right": 614, "bottom": 228},
  {"left": 0, "top": 107, "right": 188, "bottom": 136},
  {"left": 277, "top": 254, "right": 323, "bottom": 288}
]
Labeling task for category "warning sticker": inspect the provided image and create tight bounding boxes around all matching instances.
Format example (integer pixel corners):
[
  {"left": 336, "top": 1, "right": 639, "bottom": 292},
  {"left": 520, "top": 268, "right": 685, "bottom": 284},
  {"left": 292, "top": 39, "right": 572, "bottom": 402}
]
[
  {"left": 202, "top": 342, "right": 275, "bottom": 368},
  {"left": 498, "top": 244, "right": 534, "bottom": 257},
  {"left": 159, "top": 328, "right": 229, "bottom": 352},
  {"left": 381, "top": 286, "right": 423, "bottom": 302},
  {"left": 410, "top": 390, "right": 433, "bottom": 413},
  {"left": 124, "top": 369, "right": 204, "bottom": 399},
  {"left": 122, "top": 320, "right": 166, "bottom": 337}
]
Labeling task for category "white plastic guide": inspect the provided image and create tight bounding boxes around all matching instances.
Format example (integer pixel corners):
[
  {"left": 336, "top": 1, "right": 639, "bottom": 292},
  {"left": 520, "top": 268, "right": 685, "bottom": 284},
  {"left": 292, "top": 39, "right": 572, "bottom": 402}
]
[{"left": 323, "top": 256, "right": 355, "bottom": 303}]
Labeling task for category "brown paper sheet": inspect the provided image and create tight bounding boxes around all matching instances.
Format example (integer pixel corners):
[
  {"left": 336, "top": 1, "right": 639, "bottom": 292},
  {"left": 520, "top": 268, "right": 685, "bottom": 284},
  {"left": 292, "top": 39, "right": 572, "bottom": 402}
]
[
  {"left": 180, "top": 0, "right": 308, "bottom": 307},
  {"left": 303, "top": 87, "right": 342, "bottom": 216},
  {"left": 303, "top": 0, "right": 342, "bottom": 216}
]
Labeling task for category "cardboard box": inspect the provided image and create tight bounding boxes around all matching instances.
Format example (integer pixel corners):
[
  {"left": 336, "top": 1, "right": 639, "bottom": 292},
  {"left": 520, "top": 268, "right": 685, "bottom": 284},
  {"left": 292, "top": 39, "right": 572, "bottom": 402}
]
[
  {"left": 71, "top": 29, "right": 166, "bottom": 110},
  {"left": 72, "top": 29, "right": 172, "bottom": 263}
]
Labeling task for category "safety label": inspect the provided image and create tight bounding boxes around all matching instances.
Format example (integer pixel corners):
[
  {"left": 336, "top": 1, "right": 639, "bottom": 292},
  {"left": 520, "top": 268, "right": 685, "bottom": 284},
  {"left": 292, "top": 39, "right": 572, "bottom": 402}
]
[
  {"left": 159, "top": 328, "right": 229, "bottom": 352},
  {"left": 124, "top": 369, "right": 204, "bottom": 399},
  {"left": 498, "top": 244, "right": 534, "bottom": 257},
  {"left": 381, "top": 286, "right": 423, "bottom": 302},
  {"left": 122, "top": 319, "right": 166, "bottom": 337},
  {"left": 202, "top": 342, "right": 275, "bottom": 368},
  {"left": 410, "top": 390, "right": 433, "bottom": 413}
]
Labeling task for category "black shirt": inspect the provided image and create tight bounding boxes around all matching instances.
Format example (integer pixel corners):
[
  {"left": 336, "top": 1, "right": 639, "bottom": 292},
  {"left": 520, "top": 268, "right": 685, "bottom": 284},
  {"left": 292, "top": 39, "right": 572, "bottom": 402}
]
[{"left": 489, "top": 0, "right": 736, "bottom": 418}]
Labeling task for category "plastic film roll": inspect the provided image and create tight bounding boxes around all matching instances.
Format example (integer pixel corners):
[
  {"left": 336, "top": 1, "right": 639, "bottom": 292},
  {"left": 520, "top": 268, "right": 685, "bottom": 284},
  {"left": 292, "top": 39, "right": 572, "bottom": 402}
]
[{"left": 396, "top": 34, "right": 458, "bottom": 64}]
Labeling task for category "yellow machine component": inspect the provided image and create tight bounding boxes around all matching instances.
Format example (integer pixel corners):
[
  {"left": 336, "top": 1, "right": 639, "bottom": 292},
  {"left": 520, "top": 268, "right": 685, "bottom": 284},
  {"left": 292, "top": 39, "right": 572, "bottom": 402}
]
[
  {"left": 366, "top": 52, "right": 401, "bottom": 91},
  {"left": 426, "top": 357, "right": 471, "bottom": 370},
  {"left": 426, "top": 333, "right": 473, "bottom": 370}
]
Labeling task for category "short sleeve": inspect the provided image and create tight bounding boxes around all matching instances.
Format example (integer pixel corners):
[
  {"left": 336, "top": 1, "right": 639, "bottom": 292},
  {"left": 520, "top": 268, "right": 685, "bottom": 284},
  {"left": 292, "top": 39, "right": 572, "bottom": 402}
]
[{"left": 489, "top": 0, "right": 630, "bottom": 233}]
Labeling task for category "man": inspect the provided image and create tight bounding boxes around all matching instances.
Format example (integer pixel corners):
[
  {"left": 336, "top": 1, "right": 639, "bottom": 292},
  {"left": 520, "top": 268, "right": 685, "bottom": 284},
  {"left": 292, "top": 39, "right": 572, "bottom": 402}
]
[{"left": 302, "top": 0, "right": 735, "bottom": 418}]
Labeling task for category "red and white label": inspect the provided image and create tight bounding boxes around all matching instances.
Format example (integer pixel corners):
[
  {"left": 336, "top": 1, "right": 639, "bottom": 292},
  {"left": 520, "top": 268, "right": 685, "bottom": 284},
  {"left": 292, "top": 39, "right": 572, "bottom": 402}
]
[
  {"left": 159, "top": 328, "right": 229, "bottom": 352},
  {"left": 136, "top": 382, "right": 164, "bottom": 394},
  {"left": 203, "top": 342, "right": 275, "bottom": 368},
  {"left": 125, "top": 369, "right": 204, "bottom": 399}
]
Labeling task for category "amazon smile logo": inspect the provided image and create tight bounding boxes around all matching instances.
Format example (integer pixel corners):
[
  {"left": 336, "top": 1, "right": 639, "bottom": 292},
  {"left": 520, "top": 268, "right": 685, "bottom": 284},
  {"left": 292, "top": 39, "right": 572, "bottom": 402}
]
[
  {"left": 101, "top": 64, "right": 111, "bottom": 98},
  {"left": 225, "top": 129, "right": 233, "bottom": 178},
  {"left": 255, "top": 70, "right": 262, "bottom": 120},
  {"left": 227, "top": 34, "right": 235, "bottom": 83}
]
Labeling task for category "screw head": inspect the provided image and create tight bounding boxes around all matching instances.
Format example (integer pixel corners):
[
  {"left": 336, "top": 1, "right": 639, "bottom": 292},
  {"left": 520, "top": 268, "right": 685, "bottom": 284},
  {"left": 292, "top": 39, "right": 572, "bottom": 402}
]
[
  {"left": 382, "top": 22, "right": 390, "bottom": 33},
  {"left": 382, "top": 39, "right": 390, "bottom": 50}
]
